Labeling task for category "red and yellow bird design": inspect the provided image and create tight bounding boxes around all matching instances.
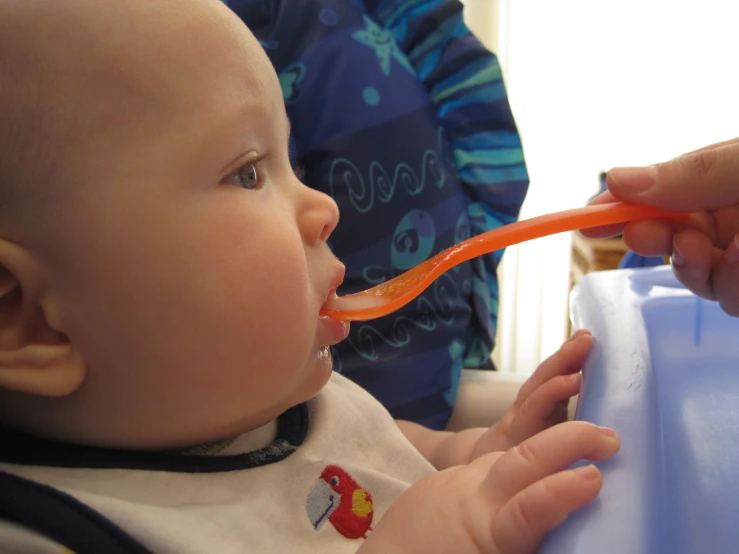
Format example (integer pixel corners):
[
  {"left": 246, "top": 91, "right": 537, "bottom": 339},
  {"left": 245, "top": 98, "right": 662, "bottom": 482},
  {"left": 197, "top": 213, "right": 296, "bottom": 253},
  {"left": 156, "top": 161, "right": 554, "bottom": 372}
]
[{"left": 306, "top": 465, "right": 374, "bottom": 539}]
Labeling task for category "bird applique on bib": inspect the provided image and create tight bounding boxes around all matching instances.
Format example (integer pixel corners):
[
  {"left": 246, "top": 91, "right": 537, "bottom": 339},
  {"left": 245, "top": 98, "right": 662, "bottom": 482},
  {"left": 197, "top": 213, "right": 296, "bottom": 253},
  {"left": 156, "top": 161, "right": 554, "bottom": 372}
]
[{"left": 306, "top": 465, "right": 374, "bottom": 539}]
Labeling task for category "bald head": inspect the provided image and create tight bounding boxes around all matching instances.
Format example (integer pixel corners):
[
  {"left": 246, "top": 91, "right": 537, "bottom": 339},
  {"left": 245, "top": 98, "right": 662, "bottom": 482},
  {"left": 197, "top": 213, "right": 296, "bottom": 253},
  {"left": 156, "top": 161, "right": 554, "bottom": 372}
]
[{"left": 0, "top": 0, "right": 268, "bottom": 236}]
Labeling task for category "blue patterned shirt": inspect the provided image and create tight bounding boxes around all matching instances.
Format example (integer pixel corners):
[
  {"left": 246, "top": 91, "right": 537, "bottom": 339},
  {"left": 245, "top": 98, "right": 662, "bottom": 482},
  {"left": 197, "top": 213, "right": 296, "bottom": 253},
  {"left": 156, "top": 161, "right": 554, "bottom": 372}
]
[{"left": 226, "top": 0, "right": 528, "bottom": 429}]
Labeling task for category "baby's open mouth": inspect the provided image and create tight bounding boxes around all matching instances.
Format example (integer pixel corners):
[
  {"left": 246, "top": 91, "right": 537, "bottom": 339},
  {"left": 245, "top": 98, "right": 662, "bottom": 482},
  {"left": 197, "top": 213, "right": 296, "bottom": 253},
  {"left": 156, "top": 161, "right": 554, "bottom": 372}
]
[{"left": 322, "top": 288, "right": 339, "bottom": 311}]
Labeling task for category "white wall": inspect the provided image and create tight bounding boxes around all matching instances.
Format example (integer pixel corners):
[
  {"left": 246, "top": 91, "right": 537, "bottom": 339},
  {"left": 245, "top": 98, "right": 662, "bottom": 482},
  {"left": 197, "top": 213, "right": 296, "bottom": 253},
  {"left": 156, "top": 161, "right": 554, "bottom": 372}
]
[
  {"left": 464, "top": 0, "right": 739, "bottom": 373},
  {"left": 460, "top": 0, "right": 498, "bottom": 51}
]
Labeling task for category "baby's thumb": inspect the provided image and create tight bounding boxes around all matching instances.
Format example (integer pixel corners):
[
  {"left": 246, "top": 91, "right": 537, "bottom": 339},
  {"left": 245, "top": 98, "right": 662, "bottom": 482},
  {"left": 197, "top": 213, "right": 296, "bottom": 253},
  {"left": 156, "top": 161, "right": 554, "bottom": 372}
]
[{"left": 607, "top": 142, "right": 739, "bottom": 212}]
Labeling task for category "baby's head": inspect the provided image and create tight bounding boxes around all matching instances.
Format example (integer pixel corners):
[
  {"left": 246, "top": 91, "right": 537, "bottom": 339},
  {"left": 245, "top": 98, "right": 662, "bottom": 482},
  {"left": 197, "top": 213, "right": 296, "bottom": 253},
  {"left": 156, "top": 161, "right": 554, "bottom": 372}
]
[{"left": 0, "top": 0, "right": 347, "bottom": 450}]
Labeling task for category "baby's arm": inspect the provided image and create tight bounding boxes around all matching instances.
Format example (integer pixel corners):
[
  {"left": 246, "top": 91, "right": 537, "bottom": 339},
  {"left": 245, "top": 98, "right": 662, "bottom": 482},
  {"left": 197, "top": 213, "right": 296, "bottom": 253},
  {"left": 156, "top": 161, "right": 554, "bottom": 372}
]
[
  {"left": 394, "top": 418, "right": 484, "bottom": 469},
  {"left": 396, "top": 330, "right": 592, "bottom": 469},
  {"left": 359, "top": 421, "right": 620, "bottom": 554}
]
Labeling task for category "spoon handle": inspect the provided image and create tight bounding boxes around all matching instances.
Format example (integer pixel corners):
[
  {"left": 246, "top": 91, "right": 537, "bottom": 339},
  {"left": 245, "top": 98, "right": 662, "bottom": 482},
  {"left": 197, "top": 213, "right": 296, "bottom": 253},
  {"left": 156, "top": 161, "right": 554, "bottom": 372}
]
[
  {"left": 429, "top": 202, "right": 685, "bottom": 275},
  {"left": 324, "top": 202, "right": 688, "bottom": 321}
]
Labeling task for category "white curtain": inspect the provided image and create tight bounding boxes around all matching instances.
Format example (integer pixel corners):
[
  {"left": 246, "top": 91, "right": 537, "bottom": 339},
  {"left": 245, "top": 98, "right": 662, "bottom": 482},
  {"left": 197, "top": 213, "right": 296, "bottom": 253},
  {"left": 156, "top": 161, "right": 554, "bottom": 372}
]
[{"left": 463, "top": 0, "right": 739, "bottom": 373}]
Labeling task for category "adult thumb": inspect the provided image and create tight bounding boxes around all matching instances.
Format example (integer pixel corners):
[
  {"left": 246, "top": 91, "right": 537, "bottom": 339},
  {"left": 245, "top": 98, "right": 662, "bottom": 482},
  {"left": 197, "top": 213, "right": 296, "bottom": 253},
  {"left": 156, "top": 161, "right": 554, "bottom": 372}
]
[{"left": 606, "top": 141, "right": 739, "bottom": 212}]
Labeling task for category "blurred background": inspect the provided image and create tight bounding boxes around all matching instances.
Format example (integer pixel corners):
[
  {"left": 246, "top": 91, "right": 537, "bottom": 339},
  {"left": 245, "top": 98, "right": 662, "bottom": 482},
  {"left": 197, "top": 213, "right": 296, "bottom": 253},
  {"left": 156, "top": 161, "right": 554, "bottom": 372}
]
[{"left": 461, "top": 0, "right": 739, "bottom": 374}]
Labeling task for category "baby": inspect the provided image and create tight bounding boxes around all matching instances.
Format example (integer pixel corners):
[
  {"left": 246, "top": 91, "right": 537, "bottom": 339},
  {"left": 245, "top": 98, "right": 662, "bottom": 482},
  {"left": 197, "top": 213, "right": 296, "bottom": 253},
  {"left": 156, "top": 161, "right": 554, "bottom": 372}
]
[{"left": 0, "top": 1, "right": 620, "bottom": 553}]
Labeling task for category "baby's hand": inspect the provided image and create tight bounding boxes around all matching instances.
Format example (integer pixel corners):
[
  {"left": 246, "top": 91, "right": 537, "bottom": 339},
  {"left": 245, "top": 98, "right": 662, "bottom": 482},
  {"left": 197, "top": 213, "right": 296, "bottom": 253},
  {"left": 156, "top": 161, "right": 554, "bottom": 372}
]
[
  {"left": 359, "top": 421, "right": 620, "bottom": 554},
  {"left": 471, "top": 329, "right": 592, "bottom": 459}
]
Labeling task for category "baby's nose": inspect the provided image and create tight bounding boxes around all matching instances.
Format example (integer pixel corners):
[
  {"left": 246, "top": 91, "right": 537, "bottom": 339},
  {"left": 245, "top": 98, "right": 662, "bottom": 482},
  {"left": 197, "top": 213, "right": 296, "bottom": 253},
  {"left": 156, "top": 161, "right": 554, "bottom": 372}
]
[{"left": 297, "top": 185, "right": 339, "bottom": 245}]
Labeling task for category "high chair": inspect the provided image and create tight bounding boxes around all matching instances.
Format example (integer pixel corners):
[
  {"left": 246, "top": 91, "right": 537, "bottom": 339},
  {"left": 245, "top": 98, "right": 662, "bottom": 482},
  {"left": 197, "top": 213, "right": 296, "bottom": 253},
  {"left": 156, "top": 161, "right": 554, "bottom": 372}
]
[{"left": 542, "top": 266, "right": 739, "bottom": 554}]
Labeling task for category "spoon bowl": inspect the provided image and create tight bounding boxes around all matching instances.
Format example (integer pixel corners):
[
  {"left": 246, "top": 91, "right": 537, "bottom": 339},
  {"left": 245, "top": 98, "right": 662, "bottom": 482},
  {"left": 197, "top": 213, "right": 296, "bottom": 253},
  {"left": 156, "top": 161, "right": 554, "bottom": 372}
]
[{"left": 322, "top": 202, "right": 688, "bottom": 322}]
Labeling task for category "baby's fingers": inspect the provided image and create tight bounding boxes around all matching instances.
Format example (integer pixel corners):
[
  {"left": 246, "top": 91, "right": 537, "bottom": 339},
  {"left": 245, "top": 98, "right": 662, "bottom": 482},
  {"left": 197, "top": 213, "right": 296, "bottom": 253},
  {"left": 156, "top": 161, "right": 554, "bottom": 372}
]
[
  {"left": 492, "top": 465, "right": 603, "bottom": 554},
  {"left": 515, "top": 331, "right": 592, "bottom": 406},
  {"left": 484, "top": 421, "right": 619, "bottom": 506},
  {"left": 506, "top": 373, "right": 581, "bottom": 444}
]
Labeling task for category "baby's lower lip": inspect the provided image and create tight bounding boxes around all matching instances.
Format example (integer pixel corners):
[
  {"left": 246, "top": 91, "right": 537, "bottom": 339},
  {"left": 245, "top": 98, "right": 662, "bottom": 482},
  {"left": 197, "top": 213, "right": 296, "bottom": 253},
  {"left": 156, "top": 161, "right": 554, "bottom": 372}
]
[{"left": 318, "top": 315, "right": 350, "bottom": 346}]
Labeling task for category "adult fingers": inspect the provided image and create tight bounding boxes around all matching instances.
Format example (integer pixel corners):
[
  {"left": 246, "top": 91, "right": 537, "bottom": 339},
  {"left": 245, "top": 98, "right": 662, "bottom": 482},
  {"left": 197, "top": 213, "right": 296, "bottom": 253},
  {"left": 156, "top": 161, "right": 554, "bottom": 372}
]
[
  {"left": 713, "top": 235, "right": 739, "bottom": 317},
  {"left": 596, "top": 211, "right": 715, "bottom": 255},
  {"left": 672, "top": 229, "right": 722, "bottom": 301},
  {"left": 582, "top": 193, "right": 708, "bottom": 242},
  {"left": 581, "top": 193, "right": 625, "bottom": 238},
  {"left": 587, "top": 191, "right": 617, "bottom": 205},
  {"left": 607, "top": 141, "right": 739, "bottom": 211},
  {"left": 685, "top": 136, "right": 739, "bottom": 155},
  {"left": 492, "top": 465, "right": 603, "bottom": 554},
  {"left": 712, "top": 206, "right": 739, "bottom": 248},
  {"left": 621, "top": 219, "right": 674, "bottom": 256},
  {"left": 483, "top": 421, "right": 620, "bottom": 505}
]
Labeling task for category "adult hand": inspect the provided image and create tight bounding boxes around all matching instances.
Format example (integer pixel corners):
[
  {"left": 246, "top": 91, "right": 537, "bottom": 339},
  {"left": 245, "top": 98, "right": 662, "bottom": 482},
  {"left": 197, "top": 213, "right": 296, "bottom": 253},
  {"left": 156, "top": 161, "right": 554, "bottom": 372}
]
[{"left": 585, "top": 137, "right": 739, "bottom": 316}]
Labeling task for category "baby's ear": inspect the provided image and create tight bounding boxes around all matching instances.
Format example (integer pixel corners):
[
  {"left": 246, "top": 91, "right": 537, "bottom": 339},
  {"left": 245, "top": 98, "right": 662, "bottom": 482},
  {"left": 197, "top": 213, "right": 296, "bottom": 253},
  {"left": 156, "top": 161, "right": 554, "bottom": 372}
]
[{"left": 0, "top": 239, "right": 85, "bottom": 397}]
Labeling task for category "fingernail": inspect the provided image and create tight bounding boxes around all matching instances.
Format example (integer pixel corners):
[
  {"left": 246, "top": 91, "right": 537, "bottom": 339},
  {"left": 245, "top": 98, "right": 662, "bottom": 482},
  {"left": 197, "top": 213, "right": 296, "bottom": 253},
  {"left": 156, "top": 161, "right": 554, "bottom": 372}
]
[
  {"left": 609, "top": 166, "right": 658, "bottom": 192},
  {"left": 599, "top": 426, "right": 617, "bottom": 438},
  {"left": 672, "top": 243, "right": 686, "bottom": 270},
  {"left": 566, "top": 329, "right": 592, "bottom": 343},
  {"left": 726, "top": 235, "right": 739, "bottom": 264},
  {"left": 574, "top": 464, "right": 599, "bottom": 481}
]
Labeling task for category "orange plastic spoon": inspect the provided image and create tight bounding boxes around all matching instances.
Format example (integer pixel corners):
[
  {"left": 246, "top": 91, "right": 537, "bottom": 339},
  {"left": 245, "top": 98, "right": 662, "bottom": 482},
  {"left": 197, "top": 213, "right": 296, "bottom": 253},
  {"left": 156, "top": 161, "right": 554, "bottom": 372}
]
[{"left": 321, "top": 202, "right": 688, "bottom": 322}]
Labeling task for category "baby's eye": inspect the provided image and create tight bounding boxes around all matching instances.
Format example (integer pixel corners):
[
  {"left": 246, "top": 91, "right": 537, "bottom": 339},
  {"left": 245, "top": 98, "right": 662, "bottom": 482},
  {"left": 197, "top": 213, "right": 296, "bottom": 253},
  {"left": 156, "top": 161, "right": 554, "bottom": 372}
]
[{"left": 223, "top": 161, "right": 261, "bottom": 190}]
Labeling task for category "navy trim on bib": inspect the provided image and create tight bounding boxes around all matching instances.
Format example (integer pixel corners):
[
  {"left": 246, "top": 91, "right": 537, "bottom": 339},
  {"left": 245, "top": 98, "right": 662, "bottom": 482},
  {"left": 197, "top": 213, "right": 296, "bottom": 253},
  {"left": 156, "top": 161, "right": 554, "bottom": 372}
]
[
  {"left": 0, "top": 403, "right": 308, "bottom": 473},
  {"left": 0, "top": 471, "right": 152, "bottom": 554}
]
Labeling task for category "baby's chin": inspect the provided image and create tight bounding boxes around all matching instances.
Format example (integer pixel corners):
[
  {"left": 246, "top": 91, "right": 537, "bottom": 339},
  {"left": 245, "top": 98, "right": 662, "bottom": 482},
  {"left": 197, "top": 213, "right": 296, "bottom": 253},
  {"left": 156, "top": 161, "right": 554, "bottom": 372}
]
[
  {"left": 255, "top": 349, "right": 336, "bottom": 418},
  {"left": 305, "top": 345, "right": 337, "bottom": 396},
  {"left": 30, "top": 350, "right": 340, "bottom": 452}
]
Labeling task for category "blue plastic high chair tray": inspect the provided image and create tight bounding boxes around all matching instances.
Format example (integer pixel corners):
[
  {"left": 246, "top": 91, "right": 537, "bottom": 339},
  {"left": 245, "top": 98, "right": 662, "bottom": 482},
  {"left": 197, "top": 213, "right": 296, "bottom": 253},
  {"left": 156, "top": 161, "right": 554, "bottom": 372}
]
[{"left": 541, "top": 266, "right": 739, "bottom": 554}]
